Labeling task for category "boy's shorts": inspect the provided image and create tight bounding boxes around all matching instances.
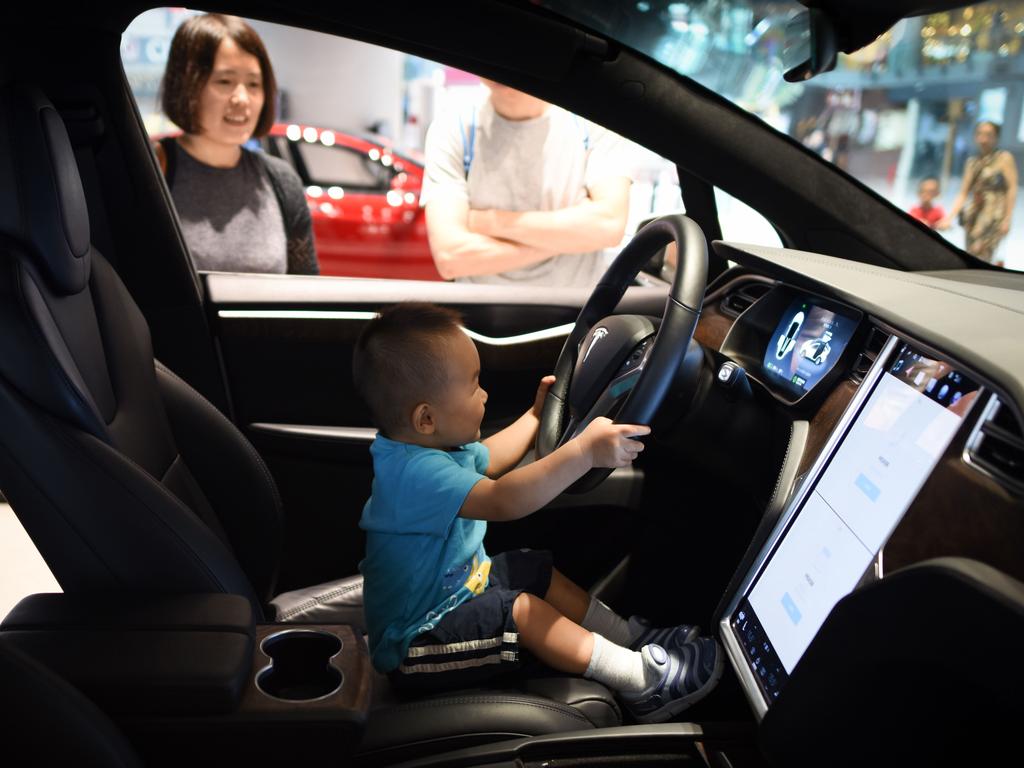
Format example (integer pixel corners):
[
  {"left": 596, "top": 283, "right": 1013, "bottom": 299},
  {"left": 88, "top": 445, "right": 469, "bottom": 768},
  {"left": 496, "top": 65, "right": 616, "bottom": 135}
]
[{"left": 390, "top": 548, "right": 553, "bottom": 692}]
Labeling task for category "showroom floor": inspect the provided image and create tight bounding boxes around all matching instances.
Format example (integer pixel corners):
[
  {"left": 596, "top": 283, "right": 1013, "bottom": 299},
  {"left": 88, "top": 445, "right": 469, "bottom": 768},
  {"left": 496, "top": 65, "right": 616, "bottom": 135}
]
[{"left": 0, "top": 503, "right": 61, "bottom": 620}]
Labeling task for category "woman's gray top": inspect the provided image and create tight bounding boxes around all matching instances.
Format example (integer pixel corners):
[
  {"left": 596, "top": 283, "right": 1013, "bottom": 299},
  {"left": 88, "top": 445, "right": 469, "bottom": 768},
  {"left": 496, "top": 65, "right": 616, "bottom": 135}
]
[{"left": 162, "top": 138, "right": 318, "bottom": 275}]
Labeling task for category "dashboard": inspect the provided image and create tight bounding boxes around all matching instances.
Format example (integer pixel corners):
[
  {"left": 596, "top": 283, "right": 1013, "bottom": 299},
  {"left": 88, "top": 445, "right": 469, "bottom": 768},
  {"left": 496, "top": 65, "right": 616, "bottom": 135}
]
[{"left": 700, "top": 242, "right": 1024, "bottom": 722}]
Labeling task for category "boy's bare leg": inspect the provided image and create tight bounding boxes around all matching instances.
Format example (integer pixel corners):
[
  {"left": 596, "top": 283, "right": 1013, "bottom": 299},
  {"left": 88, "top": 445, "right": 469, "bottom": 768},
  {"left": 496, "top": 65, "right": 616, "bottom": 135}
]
[
  {"left": 546, "top": 567, "right": 636, "bottom": 648},
  {"left": 546, "top": 566, "right": 701, "bottom": 652},
  {"left": 513, "top": 591, "right": 664, "bottom": 698},
  {"left": 543, "top": 567, "right": 590, "bottom": 624},
  {"left": 512, "top": 592, "right": 593, "bottom": 674}
]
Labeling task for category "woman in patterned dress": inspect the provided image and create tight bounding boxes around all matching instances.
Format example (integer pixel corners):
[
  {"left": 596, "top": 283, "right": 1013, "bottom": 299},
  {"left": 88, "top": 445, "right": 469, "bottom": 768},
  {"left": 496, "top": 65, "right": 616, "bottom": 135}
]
[{"left": 941, "top": 121, "right": 1018, "bottom": 267}]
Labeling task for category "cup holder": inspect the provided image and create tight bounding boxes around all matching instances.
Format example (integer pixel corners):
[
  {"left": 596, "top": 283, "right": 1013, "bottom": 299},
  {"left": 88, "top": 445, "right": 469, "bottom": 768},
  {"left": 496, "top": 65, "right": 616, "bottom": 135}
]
[{"left": 256, "top": 629, "right": 343, "bottom": 702}]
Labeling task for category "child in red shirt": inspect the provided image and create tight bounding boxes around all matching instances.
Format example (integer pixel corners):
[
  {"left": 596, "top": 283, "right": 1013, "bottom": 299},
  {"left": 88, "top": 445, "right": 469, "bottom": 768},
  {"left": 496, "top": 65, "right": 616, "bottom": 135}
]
[{"left": 909, "top": 177, "right": 946, "bottom": 229}]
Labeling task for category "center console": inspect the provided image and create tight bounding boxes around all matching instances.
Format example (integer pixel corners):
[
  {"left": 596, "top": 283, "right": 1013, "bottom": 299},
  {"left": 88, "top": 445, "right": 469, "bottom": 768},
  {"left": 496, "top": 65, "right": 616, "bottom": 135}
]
[
  {"left": 720, "top": 333, "right": 982, "bottom": 715},
  {"left": 0, "top": 593, "right": 371, "bottom": 764}
]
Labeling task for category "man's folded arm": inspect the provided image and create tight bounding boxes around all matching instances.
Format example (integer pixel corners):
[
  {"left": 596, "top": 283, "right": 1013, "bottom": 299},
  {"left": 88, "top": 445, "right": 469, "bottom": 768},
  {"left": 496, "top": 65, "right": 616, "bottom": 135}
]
[
  {"left": 467, "top": 176, "right": 631, "bottom": 253},
  {"left": 426, "top": 194, "right": 555, "bottom": 280}
]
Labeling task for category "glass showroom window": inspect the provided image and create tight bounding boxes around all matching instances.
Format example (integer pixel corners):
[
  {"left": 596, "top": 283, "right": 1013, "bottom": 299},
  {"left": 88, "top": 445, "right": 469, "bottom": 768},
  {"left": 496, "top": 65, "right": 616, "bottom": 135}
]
[{"left": 122, "top": 8, "right": 686, "bottom": 284}]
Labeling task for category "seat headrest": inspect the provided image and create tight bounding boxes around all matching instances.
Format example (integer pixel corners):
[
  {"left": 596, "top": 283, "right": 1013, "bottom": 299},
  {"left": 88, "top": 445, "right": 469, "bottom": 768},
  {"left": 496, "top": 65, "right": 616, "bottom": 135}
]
[{"left": 0, "top": 84, "right": 91, "bottom": 295}]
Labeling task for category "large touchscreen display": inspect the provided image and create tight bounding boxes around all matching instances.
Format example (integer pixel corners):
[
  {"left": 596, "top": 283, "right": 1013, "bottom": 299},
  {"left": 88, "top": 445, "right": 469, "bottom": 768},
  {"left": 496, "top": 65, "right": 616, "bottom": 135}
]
[
  {"left": 763, "top": 297, "right": 857, "bottom": 396},
  {"left": 732, "top": 343, "right": 979, "bottom": 704}
]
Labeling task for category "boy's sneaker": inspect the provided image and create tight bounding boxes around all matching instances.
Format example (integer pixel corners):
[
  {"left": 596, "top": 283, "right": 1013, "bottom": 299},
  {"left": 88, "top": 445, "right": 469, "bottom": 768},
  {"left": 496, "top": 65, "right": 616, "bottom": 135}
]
[
  {"left": 622, "top": 638, "right": 724, "bottom": 724},
  {"left": 627, "top": 615, "right": 700, "bottom": 652}
]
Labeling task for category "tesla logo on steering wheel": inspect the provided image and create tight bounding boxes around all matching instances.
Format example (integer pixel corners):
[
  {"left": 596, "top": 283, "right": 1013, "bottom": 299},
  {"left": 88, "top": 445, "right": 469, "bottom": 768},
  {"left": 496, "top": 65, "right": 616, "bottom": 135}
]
[{"left": 584, "top": 327, "right": 609, "bottom": 362}]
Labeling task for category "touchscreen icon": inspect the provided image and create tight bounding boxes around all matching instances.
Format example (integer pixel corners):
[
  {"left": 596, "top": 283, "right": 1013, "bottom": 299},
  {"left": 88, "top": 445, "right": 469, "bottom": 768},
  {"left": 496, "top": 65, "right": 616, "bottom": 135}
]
[
  {"left": 775, "top": 311, "right": 805, "bottom": 360},
  {"left": 914, "top": 371, "right": 926, "bottom": 386},
  {"left": 926, "top": 378, "right": 937, "bottom": 393},
  {"left": 938, "top": 384, "right": 950, "bottom": 400},
  {"left": 781, "top": 592, "right": 802, "bottom": 625}
]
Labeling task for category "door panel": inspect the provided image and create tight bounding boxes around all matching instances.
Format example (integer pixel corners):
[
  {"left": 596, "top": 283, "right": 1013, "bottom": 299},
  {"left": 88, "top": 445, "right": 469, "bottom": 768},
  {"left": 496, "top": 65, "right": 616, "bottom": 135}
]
[{"left": 204, "top": 273, "right": 668, "bottom": 592}]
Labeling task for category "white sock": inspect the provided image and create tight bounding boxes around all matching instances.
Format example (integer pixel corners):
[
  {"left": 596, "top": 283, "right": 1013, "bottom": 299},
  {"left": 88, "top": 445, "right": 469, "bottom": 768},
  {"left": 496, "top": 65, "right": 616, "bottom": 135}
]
[
  {"left": 583, "top": 633, "right": 660, "bottom": 695},
  {"left": 581, "top": 597, "right": 632, "bottom": 647}
]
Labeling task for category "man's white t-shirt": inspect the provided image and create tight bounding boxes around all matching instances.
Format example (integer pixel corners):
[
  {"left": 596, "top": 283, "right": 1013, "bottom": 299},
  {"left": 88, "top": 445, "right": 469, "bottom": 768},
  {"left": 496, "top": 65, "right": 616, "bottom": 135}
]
[{"left": 421, "top": 100, "right": 633, "bottom": 287}]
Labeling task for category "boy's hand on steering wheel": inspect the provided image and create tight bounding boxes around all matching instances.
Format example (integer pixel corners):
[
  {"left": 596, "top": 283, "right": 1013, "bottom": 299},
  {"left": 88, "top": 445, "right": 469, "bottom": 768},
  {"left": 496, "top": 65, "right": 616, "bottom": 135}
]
[
  {"left": 579, "top": 417, "right": 650, "bottom": 469},
  {"left": 532, "top": 375, "right": 557, "bottom": 420}
]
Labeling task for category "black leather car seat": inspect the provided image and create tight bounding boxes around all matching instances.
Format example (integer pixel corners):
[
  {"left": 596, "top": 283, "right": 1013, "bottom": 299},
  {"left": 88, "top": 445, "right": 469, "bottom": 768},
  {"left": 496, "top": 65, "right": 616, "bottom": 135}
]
[
  {"left": 0, "top": 639, "right": 142, "bottom": 767},
  {"left": 0, "top": 83, "right": 620, "bottom": 761}
]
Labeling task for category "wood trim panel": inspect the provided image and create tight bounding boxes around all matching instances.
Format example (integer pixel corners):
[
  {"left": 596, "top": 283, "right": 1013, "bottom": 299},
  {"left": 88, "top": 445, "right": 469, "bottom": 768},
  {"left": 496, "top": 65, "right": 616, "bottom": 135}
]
[
  {"left": 798, "top": 378, "right": 858, "bottom": 477},
  {"left": 885, "top": 458, "right": 1024, "bottom": 583},
  {"left": 693, "top": 302, "right": 734, "bottom": 351}
]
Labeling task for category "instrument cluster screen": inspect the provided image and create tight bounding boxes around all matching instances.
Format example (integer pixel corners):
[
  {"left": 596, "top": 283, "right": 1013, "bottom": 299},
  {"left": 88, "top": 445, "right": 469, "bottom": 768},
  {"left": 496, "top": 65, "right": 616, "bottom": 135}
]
[{"left": 762, "top": 297, "right": 857, "bottom": 396}]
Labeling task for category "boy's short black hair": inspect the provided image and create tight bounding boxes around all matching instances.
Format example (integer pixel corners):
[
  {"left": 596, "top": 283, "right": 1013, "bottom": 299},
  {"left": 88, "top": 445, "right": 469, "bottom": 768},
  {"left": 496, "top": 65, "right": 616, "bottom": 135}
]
[{"left": 353, "top": 302, "right": 464, "bottom": 437}]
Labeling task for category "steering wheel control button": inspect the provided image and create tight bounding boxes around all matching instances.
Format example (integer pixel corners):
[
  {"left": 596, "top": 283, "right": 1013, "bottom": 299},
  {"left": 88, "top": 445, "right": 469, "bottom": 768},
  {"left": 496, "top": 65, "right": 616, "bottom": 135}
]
[
  {"left": 610, "top": 371, "right": 640, "bottom": 398},
  {"left": 718, "top": 362, "right": 738, "bottom": 384}
]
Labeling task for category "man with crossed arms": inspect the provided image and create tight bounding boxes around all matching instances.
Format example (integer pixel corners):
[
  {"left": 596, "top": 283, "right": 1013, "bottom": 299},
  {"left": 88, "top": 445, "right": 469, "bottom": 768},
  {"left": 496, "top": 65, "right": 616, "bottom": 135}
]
[{"left": 422, "top": 79, "right": 633, "bottom": 287}]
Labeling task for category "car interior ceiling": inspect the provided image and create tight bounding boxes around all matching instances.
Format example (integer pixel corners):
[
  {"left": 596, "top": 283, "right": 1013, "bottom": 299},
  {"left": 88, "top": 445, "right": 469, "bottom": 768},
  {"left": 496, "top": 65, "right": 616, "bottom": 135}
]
[{"left": 1, "top": 1, "right": 1021, "bottom": 767}]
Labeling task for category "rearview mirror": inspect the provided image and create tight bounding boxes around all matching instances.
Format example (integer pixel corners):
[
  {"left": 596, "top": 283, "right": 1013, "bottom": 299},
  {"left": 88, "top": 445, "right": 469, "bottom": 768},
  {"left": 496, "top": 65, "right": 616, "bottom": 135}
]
[{"left": 782, "top": 9, "right": 838, "bottom": 82}]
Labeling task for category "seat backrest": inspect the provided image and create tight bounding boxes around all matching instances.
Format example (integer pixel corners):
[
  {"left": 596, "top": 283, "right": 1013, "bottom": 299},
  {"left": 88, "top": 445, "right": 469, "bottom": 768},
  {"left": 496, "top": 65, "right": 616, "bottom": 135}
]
[{"left": 0, "top": 83, "right": 281, "bottom": 616}]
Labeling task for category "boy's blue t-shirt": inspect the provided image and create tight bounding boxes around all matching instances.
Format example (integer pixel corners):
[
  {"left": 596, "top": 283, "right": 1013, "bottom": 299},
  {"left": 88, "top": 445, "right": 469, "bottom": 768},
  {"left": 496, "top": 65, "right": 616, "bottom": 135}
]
[{"left": 359, "top": 436, "right": 492, "bottom": 672}]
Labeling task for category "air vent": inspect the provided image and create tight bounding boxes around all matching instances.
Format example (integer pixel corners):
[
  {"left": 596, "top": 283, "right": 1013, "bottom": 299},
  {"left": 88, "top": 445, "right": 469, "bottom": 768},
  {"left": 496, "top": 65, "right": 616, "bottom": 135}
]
[
  {"left": 720, "top": 282, "right": 772, "bottom": 318},
  {"left": 966, "top": 396, "right": 1024, "bottom": 496},
  {"left": 850, "top": 326, "right": 890, "bottom": 383}
]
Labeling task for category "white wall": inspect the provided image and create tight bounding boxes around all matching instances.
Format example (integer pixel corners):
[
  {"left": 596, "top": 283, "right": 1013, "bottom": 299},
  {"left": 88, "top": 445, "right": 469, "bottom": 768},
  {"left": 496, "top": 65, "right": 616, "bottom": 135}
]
[{"left": 251, "top": 20, "right": 404, "bottom": 140}]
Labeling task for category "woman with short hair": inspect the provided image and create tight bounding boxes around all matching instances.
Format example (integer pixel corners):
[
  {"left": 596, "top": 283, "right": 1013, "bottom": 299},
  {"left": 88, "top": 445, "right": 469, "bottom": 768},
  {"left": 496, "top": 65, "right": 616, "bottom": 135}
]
[{"left": 156, "top": 13, "right": 318, "bottom": 275}]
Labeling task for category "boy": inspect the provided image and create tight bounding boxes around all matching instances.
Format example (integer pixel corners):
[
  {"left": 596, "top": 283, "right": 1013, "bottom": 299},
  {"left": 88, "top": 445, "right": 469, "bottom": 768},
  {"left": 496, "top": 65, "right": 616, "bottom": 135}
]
[
  {"left": 353, "top": 303, "right": 722, "bottom": 723},
  {"left": 909, "top": 177, "right": 946, "bottom": 229}
]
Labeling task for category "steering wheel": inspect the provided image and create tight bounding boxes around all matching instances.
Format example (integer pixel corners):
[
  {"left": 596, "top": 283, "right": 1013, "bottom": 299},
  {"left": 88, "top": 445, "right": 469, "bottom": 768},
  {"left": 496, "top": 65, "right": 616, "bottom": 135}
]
[{"left": 536, "top": 214, "right": 708, "bottom": 493}]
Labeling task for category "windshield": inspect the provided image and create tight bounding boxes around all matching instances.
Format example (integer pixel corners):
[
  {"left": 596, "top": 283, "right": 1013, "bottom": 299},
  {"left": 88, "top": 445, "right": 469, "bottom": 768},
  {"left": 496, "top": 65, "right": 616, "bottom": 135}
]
[{"left": 540, "top": 1, "right": 1024, "bottom": 272}]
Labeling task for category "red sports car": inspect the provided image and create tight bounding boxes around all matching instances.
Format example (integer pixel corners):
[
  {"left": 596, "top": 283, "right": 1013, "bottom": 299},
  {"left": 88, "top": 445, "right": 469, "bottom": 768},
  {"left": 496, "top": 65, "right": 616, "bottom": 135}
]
[{"left": 261, "top": 123, "right": 440, "bottom": 280}]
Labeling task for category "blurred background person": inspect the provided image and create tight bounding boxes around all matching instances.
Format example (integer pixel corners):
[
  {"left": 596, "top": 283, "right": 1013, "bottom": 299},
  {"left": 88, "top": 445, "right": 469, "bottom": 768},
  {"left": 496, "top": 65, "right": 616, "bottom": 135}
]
[
  {"left": 909, "top": 177, "right": 945, "bottom": 229},
  {"left": 156, "top": 13, "right": 318, "bottom": 274},
  {"left": 422, "top": 79, "right": 631, "bottom": 287},
  {"left": 940, "top": 120, "right": 1018, "bottom": 267}
]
